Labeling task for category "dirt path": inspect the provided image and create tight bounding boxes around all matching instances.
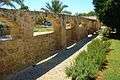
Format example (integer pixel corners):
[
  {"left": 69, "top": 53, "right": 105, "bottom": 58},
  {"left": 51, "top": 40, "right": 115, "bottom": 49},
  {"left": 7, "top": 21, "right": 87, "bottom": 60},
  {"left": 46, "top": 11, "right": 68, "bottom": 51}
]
[{"left": 7, "top": 36, "right": 94, "bottom": 80}]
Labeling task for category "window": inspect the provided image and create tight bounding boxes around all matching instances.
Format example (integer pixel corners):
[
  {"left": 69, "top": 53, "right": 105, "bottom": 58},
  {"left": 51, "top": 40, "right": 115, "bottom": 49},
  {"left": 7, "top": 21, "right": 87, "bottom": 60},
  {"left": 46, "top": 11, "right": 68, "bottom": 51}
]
[
  {"left": 33, "top": 17, "right": 54, "bottom": 36},
  {"left": 0, "top": 22, "right": 12, "bottom": 41}
]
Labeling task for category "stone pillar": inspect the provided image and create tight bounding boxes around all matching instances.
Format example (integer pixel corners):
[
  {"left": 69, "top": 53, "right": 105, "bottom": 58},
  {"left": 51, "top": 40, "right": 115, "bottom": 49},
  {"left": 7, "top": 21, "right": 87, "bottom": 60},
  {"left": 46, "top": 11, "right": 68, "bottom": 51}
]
[
  {"left": 71, "top": 16, "right": 79, "bottom": 42},
  {"left": 16, "top": 11, "right": 35, "bottom": 65},
  {"left": 60, "top": 15, "right": 66, "bottom": 49},
  {"left": 88, "top": 21, "right": 93, "bottom": 34},
  {"left": 81, "top": 20, "right": 88, "bottom": 38},
  {"left": 53, "top": 15, "right": 66, "bottom": 50},
  {"left": 75, "top": 16, "right": 81, "bottom": 41},
  {"left": 97, "top": 20, "right": 102, "bottom": 30},
  {"left": 53, "top": 17, "right": 61, "bottom": 50},
  {"left": 92, "top": 21, "right": 97, "bottom": 32},
  {"left": 16, "top": 11, "right": 33, "bottom": 39}
]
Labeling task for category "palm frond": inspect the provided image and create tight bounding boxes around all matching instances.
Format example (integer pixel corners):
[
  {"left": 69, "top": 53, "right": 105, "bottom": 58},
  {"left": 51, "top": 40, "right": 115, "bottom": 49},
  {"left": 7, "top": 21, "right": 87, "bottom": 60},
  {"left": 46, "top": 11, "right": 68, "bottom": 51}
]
[
  {"left": 41, "top": 0, "right": 69, "bottom": 14},
  {"left": 62, "top": 10, "right": 72, "bottom": 15},
  {"left": 0, "top": 0, "right": 23, "bottom": 8},
  {"left": 7, "top": 2, "right": 16, "bottom": 8},
  {"left": 0, "top": 0, "right": 16, "bottom": 8},
  {"left": 41, "top": 8, "right": 49, "bottom": 12},
  {"left": 46, "top": 3, "right": 53, "bottom": 11},
  {"left": 62, "top": 5, "right": 68, "bottom": 8},
  {"left": 13, "top": 0, "right": 23, "bottom": 5},
  {"left": 59, "top": 4, "right": 68, "bottom": 13}
]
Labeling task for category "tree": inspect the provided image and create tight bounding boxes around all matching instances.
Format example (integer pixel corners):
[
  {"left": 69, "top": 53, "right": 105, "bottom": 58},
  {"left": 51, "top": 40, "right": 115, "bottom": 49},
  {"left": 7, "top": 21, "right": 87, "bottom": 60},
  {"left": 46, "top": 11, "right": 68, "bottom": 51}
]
[
  {"left": 19, "top": 0, "right": 29, "bottom": 10},
  {"left": 41, "top": 0, "right": 71, "bottom": 15},
  {"left": 0, "top": 0, "right": 16, "bottom": 8},
  {"left": 20, "top": 5, "right": 28, "bottom": 10},
  {"left": 78, "top": 11, "right": 96, "bottom": 16},
  {"left": 93, "top": 0, "right": 120, "bottom": 33},
  {"left": 79, "top": 13, "right": 87, "bottom": 16},
  {"left": 0, "top": 0, "right": 25, "bottom": 9},
  {"left": 87, "top": 11, "right": 96, "bottom": 16}
]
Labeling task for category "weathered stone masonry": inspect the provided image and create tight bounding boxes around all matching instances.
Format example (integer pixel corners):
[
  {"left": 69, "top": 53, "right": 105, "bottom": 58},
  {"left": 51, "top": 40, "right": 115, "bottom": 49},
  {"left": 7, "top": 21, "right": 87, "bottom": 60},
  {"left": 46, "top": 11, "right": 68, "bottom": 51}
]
[{"left": 0, "top": 8, "right": 101, "bottom": 79}]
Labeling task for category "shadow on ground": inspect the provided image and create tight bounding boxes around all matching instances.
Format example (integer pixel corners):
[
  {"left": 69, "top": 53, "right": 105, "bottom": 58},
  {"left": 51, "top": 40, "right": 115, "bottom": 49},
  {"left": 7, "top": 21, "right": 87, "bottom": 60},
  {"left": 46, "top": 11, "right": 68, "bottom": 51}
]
[
  {"left": 108, "top": 33, "right": 120, "bottom": 40},
  {"left": 8, "top": 36, "right": 96, "bottom": 80}
]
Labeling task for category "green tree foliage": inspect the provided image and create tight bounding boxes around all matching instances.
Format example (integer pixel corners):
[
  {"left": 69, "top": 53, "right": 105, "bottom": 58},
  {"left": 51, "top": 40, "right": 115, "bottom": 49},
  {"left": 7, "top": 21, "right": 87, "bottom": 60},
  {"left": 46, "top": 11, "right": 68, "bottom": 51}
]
[
  {"left": 20, "top": 5, "right": 29, "bottom": 10},
  {"left": 78, "top": 11, "right": 96, "bottom": 16},
  {"left": 19, "top": 0, "right": 29, "bottom": 10},
  {"left": 0, "top": 0, "right": 28, "bottom": 10},
  {"left": 87, "top": 11, "right": 96, "bottom": 16},
  {"left": 0, "top": 0, "right": 16, "bottom": 8},
  {"left": 41, "top": 0, "right": 71, "bottom": 15},
  {"left": 93, "top": 0, "right": 120, "bottom": 32}
]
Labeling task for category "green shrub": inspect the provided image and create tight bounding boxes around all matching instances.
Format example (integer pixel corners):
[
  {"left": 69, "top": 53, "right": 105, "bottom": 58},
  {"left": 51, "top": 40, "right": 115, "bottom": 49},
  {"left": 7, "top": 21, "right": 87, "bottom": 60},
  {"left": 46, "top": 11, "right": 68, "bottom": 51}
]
[
  {"left": 99, "top": 26, "right": 110, "bottom": 37},
  {"left": 66, "top": 51, "right": 89, "bottom": 80},
  {"left": 66, "top": 39, "right": 111, "bottom": 80}
]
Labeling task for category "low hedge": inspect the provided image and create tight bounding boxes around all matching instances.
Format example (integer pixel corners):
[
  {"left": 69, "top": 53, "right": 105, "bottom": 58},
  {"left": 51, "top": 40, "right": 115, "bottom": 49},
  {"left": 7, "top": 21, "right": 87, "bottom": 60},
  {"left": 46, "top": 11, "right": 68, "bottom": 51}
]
[{"left": 66, "top": 38, "right": 111, "bottom": 80}]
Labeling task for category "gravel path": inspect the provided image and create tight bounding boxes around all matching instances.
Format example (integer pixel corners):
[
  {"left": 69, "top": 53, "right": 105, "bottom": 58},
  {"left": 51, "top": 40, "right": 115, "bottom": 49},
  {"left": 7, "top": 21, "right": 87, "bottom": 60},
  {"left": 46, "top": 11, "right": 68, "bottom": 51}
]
[{"left": 7, "top": 36, "right": 94, "bottom": 80}]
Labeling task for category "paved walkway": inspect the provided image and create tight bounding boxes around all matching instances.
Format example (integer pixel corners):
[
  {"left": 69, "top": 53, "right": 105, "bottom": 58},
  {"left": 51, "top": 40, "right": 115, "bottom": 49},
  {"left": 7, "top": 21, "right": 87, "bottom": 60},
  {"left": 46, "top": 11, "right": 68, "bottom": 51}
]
[{"left": 7, "top": 36, "right": 94, "bottom": 80}]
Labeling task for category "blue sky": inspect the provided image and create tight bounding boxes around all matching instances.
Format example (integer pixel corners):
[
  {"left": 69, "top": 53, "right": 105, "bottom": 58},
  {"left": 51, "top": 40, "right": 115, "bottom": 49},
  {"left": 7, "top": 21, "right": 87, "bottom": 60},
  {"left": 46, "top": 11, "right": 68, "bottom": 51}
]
[{"left": 2, "top": 0, "right": 94, "bottom": 14}]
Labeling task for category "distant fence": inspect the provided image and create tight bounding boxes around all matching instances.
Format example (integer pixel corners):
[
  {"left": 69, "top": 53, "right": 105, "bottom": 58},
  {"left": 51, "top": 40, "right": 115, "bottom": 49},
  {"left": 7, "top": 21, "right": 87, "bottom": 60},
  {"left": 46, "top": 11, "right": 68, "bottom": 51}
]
[{"left": 0, "top": 8, "right": 101, "bottom": 79}]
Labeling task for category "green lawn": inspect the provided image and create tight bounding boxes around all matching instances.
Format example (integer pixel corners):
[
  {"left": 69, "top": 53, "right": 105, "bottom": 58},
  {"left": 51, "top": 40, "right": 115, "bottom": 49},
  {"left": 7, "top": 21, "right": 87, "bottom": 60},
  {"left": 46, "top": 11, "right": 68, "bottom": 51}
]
[
  {"left": 33, "top": 25, "right": 53, "bottom": 32},
  {"left": 103, "top": 39, "right": 120, "bottom": 80}
]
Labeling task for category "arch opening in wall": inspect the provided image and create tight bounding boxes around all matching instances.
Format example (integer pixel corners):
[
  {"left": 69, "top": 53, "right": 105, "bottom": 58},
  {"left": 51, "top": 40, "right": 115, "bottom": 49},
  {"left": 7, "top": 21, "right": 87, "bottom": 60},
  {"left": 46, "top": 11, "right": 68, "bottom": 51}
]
[
  {"left": 0, "top": 21, "right": 12, "bottom": 41},
  {"left": 66, "top": 21, "right": 72, "bottom": 29},
  {"left": 33, "top": 16, "right": 54, "bottom": 36}
]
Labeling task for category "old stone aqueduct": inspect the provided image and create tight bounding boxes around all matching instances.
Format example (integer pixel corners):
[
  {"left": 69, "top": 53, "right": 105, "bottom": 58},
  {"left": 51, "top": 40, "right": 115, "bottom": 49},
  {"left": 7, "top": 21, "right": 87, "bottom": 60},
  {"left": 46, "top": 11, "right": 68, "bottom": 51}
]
[{"left": 0, "top": 8, "right": 101, "bottom": 78}]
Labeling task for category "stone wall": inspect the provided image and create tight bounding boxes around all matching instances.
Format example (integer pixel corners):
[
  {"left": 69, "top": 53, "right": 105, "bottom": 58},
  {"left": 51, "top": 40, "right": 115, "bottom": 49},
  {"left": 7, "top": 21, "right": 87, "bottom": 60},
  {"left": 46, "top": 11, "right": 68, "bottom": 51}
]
[
  {"left": 32, "top": 33, "right": 55, "bottom": 62},
  {"left": 66, "top": 28, "right": 75, "bottom": 46},
  {"left": 0, "top": 8, "right": 101, "bottom": 79},
  {"left": 0, "top": 33, "right": 55, "bottom": 79}
]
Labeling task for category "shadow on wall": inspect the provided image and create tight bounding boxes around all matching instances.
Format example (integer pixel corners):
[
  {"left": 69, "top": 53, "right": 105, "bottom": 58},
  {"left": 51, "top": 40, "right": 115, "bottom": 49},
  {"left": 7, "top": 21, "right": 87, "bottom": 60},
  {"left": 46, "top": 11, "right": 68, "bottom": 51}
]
[{"left": 8, "top": 35, "right": 96, "bottom": 80}]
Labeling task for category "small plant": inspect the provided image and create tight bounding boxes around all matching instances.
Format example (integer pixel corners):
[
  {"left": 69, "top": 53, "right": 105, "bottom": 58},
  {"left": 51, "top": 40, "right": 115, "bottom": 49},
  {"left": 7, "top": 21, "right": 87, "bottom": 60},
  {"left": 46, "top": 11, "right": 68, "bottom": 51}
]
[
  {"left": 65, "top": 39, "right": 111, "bottom": 80},
  {"left": 99, "top": 26, "right": 111, "bottom": 37}
]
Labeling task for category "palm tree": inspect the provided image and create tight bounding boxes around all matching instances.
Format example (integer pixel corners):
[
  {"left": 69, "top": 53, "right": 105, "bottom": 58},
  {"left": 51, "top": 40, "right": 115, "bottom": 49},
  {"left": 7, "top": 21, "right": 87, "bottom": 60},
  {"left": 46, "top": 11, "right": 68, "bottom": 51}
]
[
  {"left": 19, "top": 0, "right": 29, "bottom": 10},
  {"left": 41, "top": 0, "right": 71, "bottom": 15},
  {"left": 20, "top": 4, "right": 29, "bottom": 10},
  {"left": 0, "top": 0, "right": 16, "bottom": 8},
  {"left": 0, "top": 0, "right": 24, "bottom": 9}
]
